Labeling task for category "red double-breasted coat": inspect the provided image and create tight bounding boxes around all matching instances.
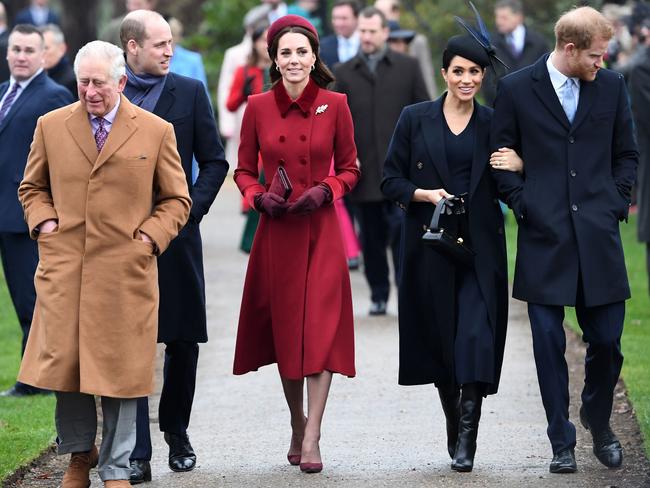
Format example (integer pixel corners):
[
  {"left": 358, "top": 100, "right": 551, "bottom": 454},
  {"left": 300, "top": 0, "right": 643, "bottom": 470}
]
[{"left": 233, "top": 79, "right": 359, "bottom": 379}]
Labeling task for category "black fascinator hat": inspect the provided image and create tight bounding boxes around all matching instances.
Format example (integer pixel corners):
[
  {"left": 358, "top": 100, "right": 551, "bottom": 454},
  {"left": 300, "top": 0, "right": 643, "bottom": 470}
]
[
  {"left": 443, "top": 35, "right": 491, "bottom": 69},
  {"left": 445, "top": 1, "right": 509, "bottom": 73}
]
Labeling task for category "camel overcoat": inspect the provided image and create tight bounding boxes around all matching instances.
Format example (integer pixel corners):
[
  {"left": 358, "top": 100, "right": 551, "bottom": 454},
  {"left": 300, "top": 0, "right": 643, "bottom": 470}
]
[{"left": 17, "top": 95, "right": 191, "bottom": 398}]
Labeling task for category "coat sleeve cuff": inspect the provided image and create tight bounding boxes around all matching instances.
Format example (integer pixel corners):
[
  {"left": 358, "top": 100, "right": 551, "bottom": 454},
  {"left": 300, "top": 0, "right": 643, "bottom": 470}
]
[{"left": 27, "top": 206, "right": 58, "bottom": 239}]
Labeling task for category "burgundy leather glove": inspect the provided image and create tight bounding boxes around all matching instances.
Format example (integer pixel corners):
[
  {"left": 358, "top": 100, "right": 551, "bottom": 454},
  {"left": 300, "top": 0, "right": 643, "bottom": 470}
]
[
  {"left": 254, "top": 192, "right": 289, "bottom": 218},
  {"left": 288, "top": 184, "right": 332, "bottom": 215}
]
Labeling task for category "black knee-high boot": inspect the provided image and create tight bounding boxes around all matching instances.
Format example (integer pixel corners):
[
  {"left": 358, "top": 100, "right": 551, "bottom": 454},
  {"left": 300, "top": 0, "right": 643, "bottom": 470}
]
[
  {"left": 438, "top": 388, "right": 460, "bottom": 459},
  {"left": 451, "top": 383, "right": 483, "bottom": 472}
]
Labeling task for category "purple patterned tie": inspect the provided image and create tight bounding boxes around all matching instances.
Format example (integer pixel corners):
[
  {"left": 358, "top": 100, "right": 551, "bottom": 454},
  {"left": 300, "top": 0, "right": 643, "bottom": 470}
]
[
  {"left": 95, "top": 117, "right": 108, "bottom": 152},
  {"left": 0, "top": 83, "right": 20, "bottom": 124}
]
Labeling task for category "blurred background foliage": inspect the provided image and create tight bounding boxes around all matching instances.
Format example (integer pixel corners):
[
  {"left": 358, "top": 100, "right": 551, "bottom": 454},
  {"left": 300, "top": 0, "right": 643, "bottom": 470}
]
[
  {"left": 4, "top": 0, "right": 599, "bottom": 101},
  {"left": 181, "top": 0, "right": 591, "bottom": 100}
]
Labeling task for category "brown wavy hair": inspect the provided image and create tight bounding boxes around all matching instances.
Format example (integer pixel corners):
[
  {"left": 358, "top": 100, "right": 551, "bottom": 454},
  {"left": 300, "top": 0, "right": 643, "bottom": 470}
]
[{"left": 268, "top": 26, "right": 335, "bottom": 88}]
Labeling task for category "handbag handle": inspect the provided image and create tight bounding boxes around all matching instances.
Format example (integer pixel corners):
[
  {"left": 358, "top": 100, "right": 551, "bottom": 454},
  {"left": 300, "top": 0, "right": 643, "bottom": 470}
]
[{"left": 427, "top": 198, "right": 448, "bottom": 232}]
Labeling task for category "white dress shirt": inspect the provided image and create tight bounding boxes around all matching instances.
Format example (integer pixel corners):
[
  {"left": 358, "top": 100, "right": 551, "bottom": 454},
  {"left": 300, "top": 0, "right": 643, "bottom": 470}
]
[
  {"left": 337, "top": 32, "right": 360, "bottom": 64},
  {"left": 508, "top": 24, "right": 526, "bottom": 56}
]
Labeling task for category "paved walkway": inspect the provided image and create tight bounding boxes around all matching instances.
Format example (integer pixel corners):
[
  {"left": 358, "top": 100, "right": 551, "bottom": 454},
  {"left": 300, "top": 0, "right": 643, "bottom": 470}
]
[{"left": 11, "top": 178, "right": 650, "bottom": 487}]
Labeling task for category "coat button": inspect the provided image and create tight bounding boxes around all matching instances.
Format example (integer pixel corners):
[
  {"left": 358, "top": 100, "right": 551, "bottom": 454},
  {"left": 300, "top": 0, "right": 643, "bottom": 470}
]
[
  {"left": 300, "top": 157, "right": 307, "bottom": 165},
  {"left": 300, "top": 135, "right": 307, "bottom": 141},
  {"left": 570, "top": 169, "right": 576, "bottom": 177},
  {"left": 417, "top": 161, "right": 423, "bottom": 170},
  {"left": 278, "top": 159, "right": 285, "bottom": 166},
  {"left": 279, "top": 135, "right": 286, "bottom": 142},
  {"left": 498, "top": 227, "right": 504, "bottom": 235},
  {"left": 571, "top": 204, "right": 578, "bottom": 211},
  {"left": 569, "top": 136, "right": 575, "bottom": 143}
]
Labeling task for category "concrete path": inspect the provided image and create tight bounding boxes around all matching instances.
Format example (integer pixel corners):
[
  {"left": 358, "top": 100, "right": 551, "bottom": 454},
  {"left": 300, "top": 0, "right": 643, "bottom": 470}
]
[{"left": 10, "top": 178, "right": 650, "bottom": 487}]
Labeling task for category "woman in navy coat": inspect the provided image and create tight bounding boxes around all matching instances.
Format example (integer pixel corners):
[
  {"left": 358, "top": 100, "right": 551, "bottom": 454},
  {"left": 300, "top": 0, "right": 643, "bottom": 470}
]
[
  {"left": 381, "top": 35, "right": 520, "bottom": 472},
  {"left": 233, "top": 16, "right": 359, "bottom": 474}
]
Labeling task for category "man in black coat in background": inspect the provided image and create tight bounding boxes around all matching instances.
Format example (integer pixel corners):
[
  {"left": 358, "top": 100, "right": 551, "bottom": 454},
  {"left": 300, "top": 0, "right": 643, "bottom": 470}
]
[
  {"left": 491, "top": 6, "right": 637, "bottom": 474},
  {"left": 121, "top": 10, "right": 228, "bottom": 483},
  {"left": 334, "top": 6, "right": 428, "bottom": 315},
  {"left": 40, "top": 24, "right": 76, "bottom": 98},
  {"left": 481, "top": 0, "right": 549, "bottom": 106}
]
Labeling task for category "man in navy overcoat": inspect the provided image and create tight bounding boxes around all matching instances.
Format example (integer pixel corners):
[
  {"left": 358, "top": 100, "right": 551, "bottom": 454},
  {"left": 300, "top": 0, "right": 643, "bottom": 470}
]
[
  {"left": 0, "top": 24, "right": 72, "bottom": 397},
  {"left": 491, "top": 7, "right": 637, "bottom": 474},
  {"left": 121, "top": 10, "right": 229, "bottom": 482}
]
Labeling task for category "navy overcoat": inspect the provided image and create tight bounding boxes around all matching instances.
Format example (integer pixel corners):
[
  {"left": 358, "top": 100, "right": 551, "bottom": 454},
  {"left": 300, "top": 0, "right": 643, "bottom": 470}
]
[
  {"left": 0, "top": 71, "right": 73, "bottom": 233},
  {"left": 151, "top": 73, "right": 229, "bottom": 343},
  {"left": 491, "top": 55, "right": 638, "bottom": 307},
  {"left": 381, "top": 96, "right": 508, "bottom": 394}
]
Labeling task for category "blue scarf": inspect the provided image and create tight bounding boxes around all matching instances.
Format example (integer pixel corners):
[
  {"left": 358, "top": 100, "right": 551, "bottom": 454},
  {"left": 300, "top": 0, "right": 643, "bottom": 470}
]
[{"left": 124, "top": 63, "right": 167, "bottom": 112}]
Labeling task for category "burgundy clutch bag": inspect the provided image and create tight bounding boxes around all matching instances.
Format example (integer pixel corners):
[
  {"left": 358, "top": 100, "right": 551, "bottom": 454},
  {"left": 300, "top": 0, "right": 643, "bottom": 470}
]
[{"left": 269, "top": 166, "right": 293, "bottom": 200}]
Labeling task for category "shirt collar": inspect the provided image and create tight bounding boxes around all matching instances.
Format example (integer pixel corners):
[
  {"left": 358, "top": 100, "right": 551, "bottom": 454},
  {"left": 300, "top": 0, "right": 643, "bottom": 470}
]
[
  {"left": 547, "top": 53, "right": 579, "bottom": 91},
  {"left": 337, "top": 32, "right": 359, "bottom": 45},
  {"left": 90, "top": 95, "right": 121, "bottom": 125},
  {"left": 511, "top": 24, "right": 525, "bottom": 46},
  {"left": 9, "top": 67, "right": 43, "bottom": 91},
  {"left": 273, "top": 78, "right": 319, "bottom": 117}
]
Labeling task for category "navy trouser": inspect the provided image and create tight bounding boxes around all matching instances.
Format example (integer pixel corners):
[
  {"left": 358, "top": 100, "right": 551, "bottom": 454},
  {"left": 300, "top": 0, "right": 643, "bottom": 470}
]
[
  {"left": 356, "top": 200, "right": 402, "bottom": 302},
  {"left": 0, "top": 232, "right": 43, "bottom": 393},
  {"left": 0, "top": 232, "right": 37, "bottom": 354},
  {"left": 527, "top": 299, "right": 624, "bottom": 454},
  {"left": 131, "top": 341, "right": 199, "bottom": 461}
]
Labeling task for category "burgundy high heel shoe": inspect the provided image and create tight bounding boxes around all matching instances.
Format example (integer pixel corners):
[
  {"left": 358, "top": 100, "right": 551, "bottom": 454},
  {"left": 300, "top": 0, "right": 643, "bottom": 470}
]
[
  {"left": 299, "top": 462, "right": 323, "bottom": 473},
  {"left": 287, "top": 454, "right": 301, "bottom": 466}
]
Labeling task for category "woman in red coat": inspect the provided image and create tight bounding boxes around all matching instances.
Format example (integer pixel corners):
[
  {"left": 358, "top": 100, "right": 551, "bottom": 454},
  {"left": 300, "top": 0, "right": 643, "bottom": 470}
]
[{"left": 233, "top": 15, "right": 359, "bottom": 474}]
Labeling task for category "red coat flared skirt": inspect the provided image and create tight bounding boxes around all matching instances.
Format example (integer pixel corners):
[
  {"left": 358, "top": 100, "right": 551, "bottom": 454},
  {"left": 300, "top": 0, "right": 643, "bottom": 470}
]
[{"left": 234, "top": 208, "right": 355, "bottom": 379}]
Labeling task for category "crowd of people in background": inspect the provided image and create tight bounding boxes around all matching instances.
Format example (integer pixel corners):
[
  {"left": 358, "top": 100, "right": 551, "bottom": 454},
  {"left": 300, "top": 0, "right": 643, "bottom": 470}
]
[{"left": 0, "top": 0, "right": 647, "bottom": 486}]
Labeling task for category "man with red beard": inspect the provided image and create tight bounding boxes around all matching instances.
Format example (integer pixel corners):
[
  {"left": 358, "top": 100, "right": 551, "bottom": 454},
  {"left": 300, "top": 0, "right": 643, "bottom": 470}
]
[{"left": 491, "top": 6, "right": 637, "bottom": 474}]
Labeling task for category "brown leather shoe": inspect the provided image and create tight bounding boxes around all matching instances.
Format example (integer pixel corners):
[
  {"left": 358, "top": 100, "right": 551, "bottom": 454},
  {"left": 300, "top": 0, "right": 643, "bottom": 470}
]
[
  {"left": 62, "top": 445, "right": 99, "bottom": 488},
  {"left": 104, "top": 481, "right": 133, "bottom": 487}
]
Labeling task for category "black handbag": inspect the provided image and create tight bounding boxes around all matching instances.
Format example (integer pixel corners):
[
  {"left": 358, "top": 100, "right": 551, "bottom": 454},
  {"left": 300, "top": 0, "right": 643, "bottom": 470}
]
[{"left": 421, "top": 197, "right": 475, "bottom": 267}]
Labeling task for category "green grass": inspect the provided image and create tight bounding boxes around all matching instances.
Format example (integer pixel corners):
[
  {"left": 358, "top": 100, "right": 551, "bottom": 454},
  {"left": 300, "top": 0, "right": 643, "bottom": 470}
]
[
  {"left": 0, "top": 270, "right": 55, "bottom": 482},
  {"left": 505, "top": 213, "right": 650, "bottom": 457}
]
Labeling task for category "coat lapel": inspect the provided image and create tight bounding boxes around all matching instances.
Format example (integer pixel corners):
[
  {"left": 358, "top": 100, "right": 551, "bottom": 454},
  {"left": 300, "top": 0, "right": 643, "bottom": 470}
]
[
  {"left": 351, "top": 55, "right": 375, "bottom": 85},
  {"left": 531, "top": 56, "right": 571, "bottom": 131},
  {"left": 469, "top": 104, "right": 491, "bottom": 198},
  {"left": 420, "top": 98, "right": 451, "bottom": 187},
  {"left": 65, "top": 102, "right": 98, "bottom": 166},
  {"left": 0, "top": 71, "right": 46, "bottom": 135},
  {"left": 571, "top": 78, "right": 598, "bottom": 132},
  {"left": 153, "top": 74, "right": 175, "bottom": 119},
  {"left": 92, "top": 95, "right": 138, "bottom": 173}
]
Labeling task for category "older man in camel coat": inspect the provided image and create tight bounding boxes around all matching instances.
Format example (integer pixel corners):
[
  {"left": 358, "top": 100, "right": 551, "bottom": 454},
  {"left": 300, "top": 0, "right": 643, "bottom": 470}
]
[{"left": 17, "top": 40, "right": 191, "bottom": 488}]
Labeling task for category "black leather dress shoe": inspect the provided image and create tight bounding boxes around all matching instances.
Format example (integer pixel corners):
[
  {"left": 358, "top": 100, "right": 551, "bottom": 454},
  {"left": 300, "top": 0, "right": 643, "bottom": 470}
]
[
  {"left": 164, "top": 432, "right": 196, "bottom": 472},
  {"left": 549, "top": 448, "right": 577, "bottom": 473},
  {"left": 0, "top": 383, "right": 50, "bottom": 397},
  {"left": 580, "top": 406, "right": 623, "bottom": 468},
  {"left": 369, "top": 300, "right": 387, "bottom": 316},
  {"left": 129, "top": 459, "right": 151, "bottom": 484}
]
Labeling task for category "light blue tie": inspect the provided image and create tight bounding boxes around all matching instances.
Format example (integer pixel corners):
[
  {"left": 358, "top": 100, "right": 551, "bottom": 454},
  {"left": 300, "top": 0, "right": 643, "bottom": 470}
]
[{"left": 561, "top": 78, "right": 577, "bottom": 123}]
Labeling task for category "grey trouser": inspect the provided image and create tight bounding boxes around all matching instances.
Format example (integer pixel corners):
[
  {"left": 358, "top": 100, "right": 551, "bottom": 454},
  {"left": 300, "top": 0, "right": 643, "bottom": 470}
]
[{"left": 55, "top": 392, "right": 137, "bottom": 481}]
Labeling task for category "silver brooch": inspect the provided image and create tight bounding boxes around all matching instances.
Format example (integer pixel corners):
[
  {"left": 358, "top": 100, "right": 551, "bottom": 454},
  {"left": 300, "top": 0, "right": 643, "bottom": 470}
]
[{"left": 315, "top": 104, "right": 328, "bottom": 115}]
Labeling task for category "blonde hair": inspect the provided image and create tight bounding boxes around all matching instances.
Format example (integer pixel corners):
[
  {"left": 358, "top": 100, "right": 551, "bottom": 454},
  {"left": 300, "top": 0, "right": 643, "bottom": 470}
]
[{"left": 554, "top": 6, "right": 614, "bottom": 50}]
